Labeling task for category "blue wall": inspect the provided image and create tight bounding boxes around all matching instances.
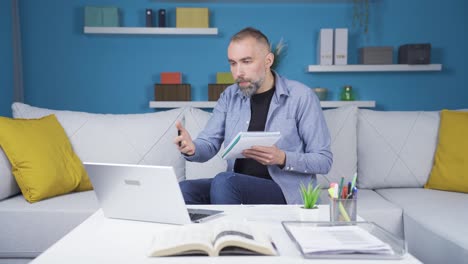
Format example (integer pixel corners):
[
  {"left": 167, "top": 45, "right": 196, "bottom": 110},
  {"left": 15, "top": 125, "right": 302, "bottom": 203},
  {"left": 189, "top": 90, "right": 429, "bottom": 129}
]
[
  {"left": 0, "top": 0, "right": 13, "bottom": 117},
  {"left": 14, "top": 0, "right": 468, "bottom": 114}
]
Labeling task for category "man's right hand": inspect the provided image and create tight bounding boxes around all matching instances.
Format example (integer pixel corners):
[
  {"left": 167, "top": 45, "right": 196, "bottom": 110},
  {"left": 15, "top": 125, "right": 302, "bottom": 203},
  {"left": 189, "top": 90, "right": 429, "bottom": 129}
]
[{"left": 175, "top": 121, "right": 195, "bottom": 156}]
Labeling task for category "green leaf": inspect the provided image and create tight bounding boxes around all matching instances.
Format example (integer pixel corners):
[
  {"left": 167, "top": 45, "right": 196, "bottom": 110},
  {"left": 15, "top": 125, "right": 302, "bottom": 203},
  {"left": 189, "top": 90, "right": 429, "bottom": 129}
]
[{"left": 300, "top": 183, "right": 321, "bottom": 209}]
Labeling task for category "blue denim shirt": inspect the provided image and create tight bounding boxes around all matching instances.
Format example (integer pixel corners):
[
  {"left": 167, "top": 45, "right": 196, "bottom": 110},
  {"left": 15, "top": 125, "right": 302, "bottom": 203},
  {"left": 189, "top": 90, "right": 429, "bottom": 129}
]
[{"left": 186, "top": 72, "right": 332, "bottom": 204}]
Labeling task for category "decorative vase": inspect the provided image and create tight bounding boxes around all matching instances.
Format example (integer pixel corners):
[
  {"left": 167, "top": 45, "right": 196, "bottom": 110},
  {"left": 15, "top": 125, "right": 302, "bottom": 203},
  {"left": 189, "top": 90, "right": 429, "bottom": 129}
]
[
  {"left": 340, "top": 85, "right": 355, "bottom": 101},
  {"left": 313, "top": 87, "right": 328, "bottom": 101}
]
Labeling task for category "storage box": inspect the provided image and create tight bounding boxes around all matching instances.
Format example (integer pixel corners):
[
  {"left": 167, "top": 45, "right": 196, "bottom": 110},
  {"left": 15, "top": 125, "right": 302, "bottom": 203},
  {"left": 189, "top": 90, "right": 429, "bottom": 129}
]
[
  {"left": 85, "top": 6, "right": 119, "bottom": 27},
  {"left": 216, "top": 72, "right": 234, "bottom": 84},
  {"left": 398, "top": 44, "right": 431, "bottom": 64},
  {"left": 317, "top": 29, "right": 334, "bottom": 65},
  {"left": 176, "top": 8, "right": 209, "bottom": 28},
  {"left": 359, "top": 47, "right": 393, "bottom": 64},
  {"left": 334, "top": 28, "right": 348, "bottom": 65},
  {"left": 208, "top": 84, "right": 230, "bottom": 101},
  {"left": 154, "top": 84, "right": 191, "bottom": 101},
  {"left": 160, "top": 72, "right": 182, "bottom": 84}
]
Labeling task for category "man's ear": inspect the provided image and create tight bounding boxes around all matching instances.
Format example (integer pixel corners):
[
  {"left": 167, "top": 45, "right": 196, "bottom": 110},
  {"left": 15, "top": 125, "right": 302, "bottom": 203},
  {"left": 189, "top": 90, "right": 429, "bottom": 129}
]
[{"left": 265, "top": 52, "right": 274, "bottom": 68}]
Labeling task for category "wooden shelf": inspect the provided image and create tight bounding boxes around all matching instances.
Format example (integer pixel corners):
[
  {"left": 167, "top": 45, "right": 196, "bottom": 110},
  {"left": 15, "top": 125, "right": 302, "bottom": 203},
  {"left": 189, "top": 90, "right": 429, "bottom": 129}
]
[
  {"left": 307, "top": 64, "right": 442, "bottom": 72},
  {"left": 83, "top": 27, "right": 218, "bottom": 35},
  {"left": 149, "top": 101, "right": 376, "bottom": 108}
]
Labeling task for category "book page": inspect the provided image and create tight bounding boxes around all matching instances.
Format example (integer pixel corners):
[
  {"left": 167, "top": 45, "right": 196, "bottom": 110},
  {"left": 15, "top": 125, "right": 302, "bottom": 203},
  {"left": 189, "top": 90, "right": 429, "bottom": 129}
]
[
  {"left": 147, "top": 225, "right": 214, "bottom": 257},
  {"left": 211, "top": 222, "right": 277, "bottom": 256},
  {"left": 222, "top": 131, "right": 281, "bottom": 160}
]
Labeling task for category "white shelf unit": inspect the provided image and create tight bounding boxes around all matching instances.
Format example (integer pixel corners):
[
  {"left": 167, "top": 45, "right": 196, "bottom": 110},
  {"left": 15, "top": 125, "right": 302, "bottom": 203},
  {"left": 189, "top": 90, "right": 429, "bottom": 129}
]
[
  {"left": 83, "top": 27, "right": 218, "bottom": 35},
  {"left": 307, "top": 64, "right": 442, "bottom": 72},
  {"left": 149, "top": 100, "right": 375, "bottom": 109},
  {"left": 152, "top": 0, "right": 356, "bottom": 2}
]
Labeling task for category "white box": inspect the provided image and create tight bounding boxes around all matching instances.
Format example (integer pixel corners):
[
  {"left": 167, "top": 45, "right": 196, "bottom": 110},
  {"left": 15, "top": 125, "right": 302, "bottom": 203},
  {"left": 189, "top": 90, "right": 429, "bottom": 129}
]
[
  {"left": 317, "top": 28, "right": 334, "bottom": 65},
  {"left": 334, "top": 28, "right": 348, "bottom": 65}
]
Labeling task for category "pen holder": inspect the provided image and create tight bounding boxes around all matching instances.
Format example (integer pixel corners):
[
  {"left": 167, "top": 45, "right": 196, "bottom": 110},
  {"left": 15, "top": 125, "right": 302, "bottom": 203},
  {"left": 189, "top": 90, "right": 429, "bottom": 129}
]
[{"left": 330, "top": 197, "right": 357, "bottom": 222}]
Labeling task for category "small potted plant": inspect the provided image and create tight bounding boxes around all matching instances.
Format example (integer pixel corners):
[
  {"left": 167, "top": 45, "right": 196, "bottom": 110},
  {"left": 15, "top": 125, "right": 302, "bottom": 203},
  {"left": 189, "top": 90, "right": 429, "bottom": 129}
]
[
  {"left": 300, "top": 183, "right": 321, "bottom": 209},
  {"left": 298, "top": 183, "right": 321, "bottom": 221}
]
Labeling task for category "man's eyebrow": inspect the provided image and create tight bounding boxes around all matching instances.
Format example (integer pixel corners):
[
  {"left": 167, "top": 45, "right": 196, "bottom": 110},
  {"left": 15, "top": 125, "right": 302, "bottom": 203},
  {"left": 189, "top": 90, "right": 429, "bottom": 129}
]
[
  {"left": 240, "top": 56, "right": 253, "bottom": 61},
  {"left": 228, "top": 56, "right": 253, "bottom": 63}
]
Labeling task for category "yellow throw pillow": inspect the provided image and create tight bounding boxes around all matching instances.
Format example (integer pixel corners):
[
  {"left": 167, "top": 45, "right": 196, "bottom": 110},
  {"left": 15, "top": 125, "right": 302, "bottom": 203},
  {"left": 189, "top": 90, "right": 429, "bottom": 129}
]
[
  {"left": 0, "top": 114, "right": 93, "bottom": 203},
  {"left": 425, "top": 110, "right": 468, "bottom": 193}
]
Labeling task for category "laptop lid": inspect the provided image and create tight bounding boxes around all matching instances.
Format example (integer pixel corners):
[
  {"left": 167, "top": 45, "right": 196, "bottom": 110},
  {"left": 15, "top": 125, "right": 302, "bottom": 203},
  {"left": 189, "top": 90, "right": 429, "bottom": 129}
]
[{"left": 84, "top": 162, "right": 220, "bottom": 225}]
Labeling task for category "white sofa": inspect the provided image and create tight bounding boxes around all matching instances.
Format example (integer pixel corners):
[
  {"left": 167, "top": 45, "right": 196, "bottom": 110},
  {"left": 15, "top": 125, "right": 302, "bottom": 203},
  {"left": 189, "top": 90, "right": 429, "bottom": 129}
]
[{"left": 0, "top": 103, "right": 467, "bottom": 264}]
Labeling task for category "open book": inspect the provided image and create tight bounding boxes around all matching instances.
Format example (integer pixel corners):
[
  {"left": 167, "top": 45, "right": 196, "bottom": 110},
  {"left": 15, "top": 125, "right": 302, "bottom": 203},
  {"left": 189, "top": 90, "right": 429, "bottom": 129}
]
[
  {"left": 147, "top": 221, "right": 277, "bottom": 257},
  {"left": 222, "top": 131, "right": 281, "bottom": 160}
]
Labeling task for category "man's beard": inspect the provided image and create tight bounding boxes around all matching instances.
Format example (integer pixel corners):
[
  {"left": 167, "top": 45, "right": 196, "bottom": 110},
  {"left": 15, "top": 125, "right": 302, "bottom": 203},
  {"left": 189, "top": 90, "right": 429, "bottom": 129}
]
[{"left": 236, "top": 78, "right": 263, "bottom": 98}]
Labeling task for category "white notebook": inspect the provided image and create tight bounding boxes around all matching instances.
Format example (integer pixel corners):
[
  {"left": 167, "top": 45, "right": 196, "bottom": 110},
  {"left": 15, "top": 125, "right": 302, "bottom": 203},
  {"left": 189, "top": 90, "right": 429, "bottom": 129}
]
[{"left": 222, "top": 131, "right": 281, "bottom": 160}]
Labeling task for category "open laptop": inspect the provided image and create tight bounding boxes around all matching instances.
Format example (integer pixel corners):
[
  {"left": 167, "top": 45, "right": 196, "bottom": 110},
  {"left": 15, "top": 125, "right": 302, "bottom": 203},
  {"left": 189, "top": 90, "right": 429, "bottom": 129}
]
[{"left": 84, "top": 162, "right": 223, "bottom": 225}]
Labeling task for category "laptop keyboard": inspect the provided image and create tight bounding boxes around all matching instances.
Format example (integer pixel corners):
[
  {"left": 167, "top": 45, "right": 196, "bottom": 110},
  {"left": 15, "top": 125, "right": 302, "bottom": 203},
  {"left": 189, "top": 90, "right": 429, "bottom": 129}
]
[{"left": 189, "top": 212, "right": 209, "bottom": 222}]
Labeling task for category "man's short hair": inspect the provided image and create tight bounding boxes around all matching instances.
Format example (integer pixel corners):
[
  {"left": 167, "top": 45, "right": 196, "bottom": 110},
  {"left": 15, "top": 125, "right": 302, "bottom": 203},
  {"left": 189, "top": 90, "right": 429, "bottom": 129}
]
[{"left": 230, "top": 27, "right": 271, "bottom": 52}]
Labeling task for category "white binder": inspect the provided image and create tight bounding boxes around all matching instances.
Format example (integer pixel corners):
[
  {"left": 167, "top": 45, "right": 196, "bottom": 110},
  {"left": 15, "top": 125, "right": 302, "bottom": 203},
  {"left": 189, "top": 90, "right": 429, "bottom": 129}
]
[
  {"left": 334, "top": 28, "right": 348, "bottom": 65},
  {"left": 317, "top": 28, "right": 334, "bottom": 65}
]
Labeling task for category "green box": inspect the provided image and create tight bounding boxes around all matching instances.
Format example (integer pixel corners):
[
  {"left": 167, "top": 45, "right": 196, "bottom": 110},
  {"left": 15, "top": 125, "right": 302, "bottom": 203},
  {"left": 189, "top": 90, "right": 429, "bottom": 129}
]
[
  {"left": 85, "top": 6, "right": 119, "bottom": 27},
  {"left": 216, "top": 72, "right": 234, "bottom": 84}
]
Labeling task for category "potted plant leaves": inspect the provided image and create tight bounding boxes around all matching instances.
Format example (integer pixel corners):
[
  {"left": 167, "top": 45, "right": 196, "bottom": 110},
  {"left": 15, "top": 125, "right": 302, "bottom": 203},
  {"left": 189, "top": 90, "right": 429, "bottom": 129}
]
[{"left": 298, "top": 183, "right": 321, "bottom": 221}]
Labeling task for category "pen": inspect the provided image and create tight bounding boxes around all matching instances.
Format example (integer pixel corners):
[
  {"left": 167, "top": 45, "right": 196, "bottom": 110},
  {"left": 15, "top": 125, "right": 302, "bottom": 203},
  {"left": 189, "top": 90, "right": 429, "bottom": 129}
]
[
  {"left": 338, "top": 202, "right": 351, "bottom": 222},
  {"left": 328, "top": 183, "right": 338, "bottom": 198},
  {"left": 347, "top": 182, "right": 352, "bottom": 197},
  {"left": 342, "top": 186, "right": 348, "bottom": 199},
  {"left": 338, "top": 177, "right": 344, "bottom": 200},
  {"left": 351, "top": 172, "right": 357, "bottom": 190},
  {"left": 352, "top": 187, "right": 358, "bottom": 199}
]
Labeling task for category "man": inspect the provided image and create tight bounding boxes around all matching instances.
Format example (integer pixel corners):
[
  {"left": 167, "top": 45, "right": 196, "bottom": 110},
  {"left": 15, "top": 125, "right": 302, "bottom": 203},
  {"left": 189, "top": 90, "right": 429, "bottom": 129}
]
[{"left": 175, "top": 27, "right": 332, "bottom": 205}]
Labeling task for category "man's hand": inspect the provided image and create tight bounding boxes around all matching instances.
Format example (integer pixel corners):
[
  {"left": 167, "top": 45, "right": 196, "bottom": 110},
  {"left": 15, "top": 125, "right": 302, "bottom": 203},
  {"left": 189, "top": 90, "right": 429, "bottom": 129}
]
[
  {"left": 242, "top": 145, "right": 286, "bottom": 166},
  {"left": 174, "top": 121, "right": 195, "bottom": 156}
]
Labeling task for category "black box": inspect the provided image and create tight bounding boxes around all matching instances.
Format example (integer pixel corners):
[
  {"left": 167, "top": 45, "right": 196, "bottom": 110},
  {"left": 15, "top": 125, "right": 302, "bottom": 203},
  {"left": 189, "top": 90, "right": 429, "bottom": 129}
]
[
  {"left": 158, "top": 9, "right": 166, "bottom": 27},
  {"left": 145, "top": 9, "right": 153, "bottom": 27},
  {"left": 398, "top": 44, "right": 431, "bottom": 64}
]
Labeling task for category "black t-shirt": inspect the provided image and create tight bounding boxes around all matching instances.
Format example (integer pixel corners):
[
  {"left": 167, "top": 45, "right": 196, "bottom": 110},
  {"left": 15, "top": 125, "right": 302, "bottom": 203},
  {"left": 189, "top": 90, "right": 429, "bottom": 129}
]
[{"left": 234, "top": 86, "right": 275, "bottom": 180}]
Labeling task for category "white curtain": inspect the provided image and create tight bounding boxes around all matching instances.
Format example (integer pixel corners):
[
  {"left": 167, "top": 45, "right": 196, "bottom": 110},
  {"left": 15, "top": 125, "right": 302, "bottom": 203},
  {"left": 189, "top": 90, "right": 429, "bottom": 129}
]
[{"left": 12, "top": 0, "right": 24, "bottom": 103}]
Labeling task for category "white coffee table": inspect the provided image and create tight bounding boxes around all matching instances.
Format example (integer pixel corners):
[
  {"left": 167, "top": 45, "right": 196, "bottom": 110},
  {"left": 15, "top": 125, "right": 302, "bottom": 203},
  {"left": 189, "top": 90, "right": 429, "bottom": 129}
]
[{"left": 31, "top": 205, "right": 421, "bottom": 264}]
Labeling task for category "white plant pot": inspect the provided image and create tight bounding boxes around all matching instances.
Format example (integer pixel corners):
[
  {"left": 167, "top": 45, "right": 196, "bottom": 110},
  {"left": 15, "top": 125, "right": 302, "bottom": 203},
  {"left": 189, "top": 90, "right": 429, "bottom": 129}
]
[{"left": 298, "top": 206, "right": 320, "bottom": 222}]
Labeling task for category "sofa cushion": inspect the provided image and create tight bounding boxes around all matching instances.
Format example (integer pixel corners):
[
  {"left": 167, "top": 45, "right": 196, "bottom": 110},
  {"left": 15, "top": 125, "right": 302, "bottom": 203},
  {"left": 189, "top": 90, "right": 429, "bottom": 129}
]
[
  {"left": 0, "top": 191, "right": 98, "bottom": 258},
  {"left": 376, "top": 188, "right": 468, "bottom": 264},
  {"left": 0, "top": 115, "right": 92, "bottom": 203},
  {"left": 317, "top": 105, "right": 358, "bottom": 188},
  {"left": 183, "top": 107, "right": 227, "bottom": 180},
  {"left": 425, "top": 110, "right": 468, "bottom": 193},
  {"left": 0, "top": 150, "right": 19, "bottom": 201},
  {"left": 358, "top": 110, "right": 439, "bottom": 189},
  {"left": 11, "top": 103, "right": 186, "bottom": 181},
  {"left": 354, "top": 189, "right": 404, "bottom": 240}
]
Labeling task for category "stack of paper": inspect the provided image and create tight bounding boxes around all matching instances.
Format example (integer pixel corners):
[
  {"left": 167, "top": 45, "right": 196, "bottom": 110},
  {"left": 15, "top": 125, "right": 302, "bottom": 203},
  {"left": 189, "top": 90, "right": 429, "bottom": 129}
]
[
  {"left": 286, "top": 225, "right": 394, "bottom": 256},
  {"left": 222, "top": 132, "right": 281, "bottom": 160}
]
